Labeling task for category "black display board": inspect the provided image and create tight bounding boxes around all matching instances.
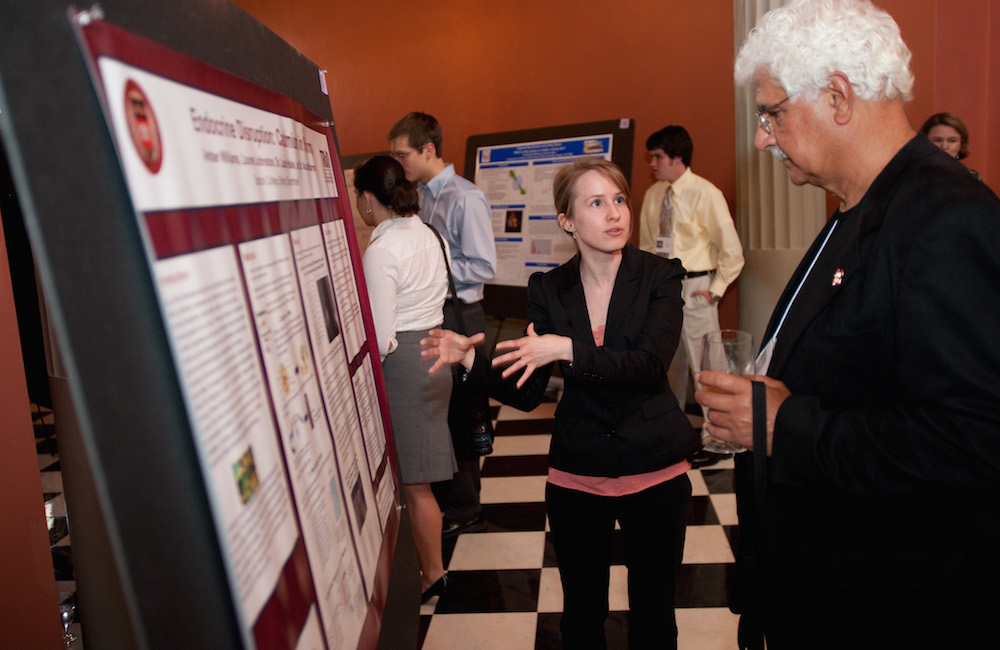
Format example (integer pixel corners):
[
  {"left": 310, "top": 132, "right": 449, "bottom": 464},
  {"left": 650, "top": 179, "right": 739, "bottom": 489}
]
[
  {"left": 0, "top": 1, "right": 416, "bottom": 648},
  {"left": 463, "top": 119, "right": 635, "bottom": 319}
]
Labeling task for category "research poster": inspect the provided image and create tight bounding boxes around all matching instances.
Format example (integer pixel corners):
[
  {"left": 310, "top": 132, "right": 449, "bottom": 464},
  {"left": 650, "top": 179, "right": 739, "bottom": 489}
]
[
  {"left": 78, "top": 18, "right": 396, "bottom": 650},
  {"left": 472, "top": 135, "right": 613, "bottom": 286}
]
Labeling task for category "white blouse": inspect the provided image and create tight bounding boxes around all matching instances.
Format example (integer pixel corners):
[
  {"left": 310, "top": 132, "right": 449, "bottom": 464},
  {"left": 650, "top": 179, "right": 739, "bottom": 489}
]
[{"left": 362, "top": 215, "right": 450, "bottom": 359}]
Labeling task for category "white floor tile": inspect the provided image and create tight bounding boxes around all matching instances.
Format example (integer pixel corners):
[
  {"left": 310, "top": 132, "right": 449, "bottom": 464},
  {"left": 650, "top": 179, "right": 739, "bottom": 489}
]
[
  {"left": 608, "top": 565, "right": 629, "bottom": 610},
  {"left": 676, "top": 607, "right": 741, "bottom": 650},
  {"left": 490, "top": 434, "right": 551, "bottom": 457},
  {"left": 448, "top": 531, "right": 547, "bottom": 571},
  {"left": 46, "top": 493, "right": 68, "bottom": 517},
  {"left": 689, "top": 469, "right": 709, "bottom": 496},
  {"left": 537, "top": 567, "right": 563, "bottom": 612},
  {"left": 422, "top": 612, "right": 538, "bottom": 650},
  {"left": 39, "top": 471, "right": 63, "bottom": 493},
  {"left": 683, "top": 525, "right": 736, "bottom": 564},
  {"left": 710, "top": 493, "right": 738, "bottom": 527},
  {"left": 481, "top": 475, "right": 547, "bottom": 503}
]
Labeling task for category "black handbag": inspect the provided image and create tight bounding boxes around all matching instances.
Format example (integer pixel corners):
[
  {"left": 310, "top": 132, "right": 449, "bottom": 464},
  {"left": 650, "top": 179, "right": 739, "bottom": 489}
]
[
  {"left": 426, "top": 223, "right": 494, "bottom": 457},
  {"left": 730, "top": 380, "right": 768, "bottom": 650}
]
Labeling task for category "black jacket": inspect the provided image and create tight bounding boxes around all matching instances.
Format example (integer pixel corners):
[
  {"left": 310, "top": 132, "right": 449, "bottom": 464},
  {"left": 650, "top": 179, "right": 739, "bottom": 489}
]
[
  {"left": 756, "top": 136, "right": 1000, "bottom": 636},
  {"left": 488, "top": 244, "right": 699, "bottom": 477}
]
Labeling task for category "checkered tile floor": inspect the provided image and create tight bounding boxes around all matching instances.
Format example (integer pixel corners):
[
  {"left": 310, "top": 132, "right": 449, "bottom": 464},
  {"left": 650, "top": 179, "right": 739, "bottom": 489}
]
[
  {"left": 31, "top": 316, "right": 737, "bottom": 649},
  {"left": 35, "top": 404, "right": 84, "bottom": 647},
  {"left": 417, "top": 398, "right": 740, "bottom": 649}
]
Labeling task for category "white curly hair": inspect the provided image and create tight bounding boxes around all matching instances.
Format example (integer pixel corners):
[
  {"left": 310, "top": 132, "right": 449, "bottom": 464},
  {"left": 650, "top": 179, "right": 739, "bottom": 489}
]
[{"left": 734, "top": 0, "right": 914, "bottom": 103}]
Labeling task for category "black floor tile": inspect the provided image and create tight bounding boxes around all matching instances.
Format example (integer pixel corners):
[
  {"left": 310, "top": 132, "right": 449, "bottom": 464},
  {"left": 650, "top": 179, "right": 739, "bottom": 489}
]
[
  {"left": 441, "top": 535, "right": 458, "bottom": 568},
  {"left": 543, "top": 533, "right": 557, "bottom": 568},
  {"left": 481, "top": 455, "right": 550, "bottom": 477},
  {"left": 723, "top": 524, "right": 740, "bottom": 555},
  {"left": 51, "top": 546, "right": 75, "bottom": 581},
  {"left": 432, "top": 569, "right": 541, "bottom": 614},
  {"left": 48, "top": 516, "right": 70, "bottom": 546},
  {"left": 675, "top": 562, "right": 733, "bottom": 608},
  {"left": 481, "top": 502, "right": 547, "bottom": 532},
  {"left": 36, "top": 438, "right": 59, "bottom": 456},
  {"left": 418, "top": 614, "right": 431, "bottom": 649},
  {"left": 534, "top": 613, "right": 562, "bottom": 650},
  {"left": 687, "top": 494, "right": 720, "bottom": 526},
  {"left": 494, "top": 419, "right": 555, "bottom": 437},
  {"left": 701, "top": 468, "right": 736, "bottom": 494}
]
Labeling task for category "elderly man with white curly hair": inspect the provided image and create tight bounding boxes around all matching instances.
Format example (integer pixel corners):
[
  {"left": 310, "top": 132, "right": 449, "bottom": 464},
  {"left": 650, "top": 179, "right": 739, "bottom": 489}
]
[{"left": 696, "top": 1, "right": 1000, "bottom": 648}]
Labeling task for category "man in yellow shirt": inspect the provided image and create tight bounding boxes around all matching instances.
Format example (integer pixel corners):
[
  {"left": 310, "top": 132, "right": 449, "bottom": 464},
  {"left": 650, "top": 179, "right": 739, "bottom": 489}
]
[{"left": 639, "top": 126, "right": 745, "bottom": 466}]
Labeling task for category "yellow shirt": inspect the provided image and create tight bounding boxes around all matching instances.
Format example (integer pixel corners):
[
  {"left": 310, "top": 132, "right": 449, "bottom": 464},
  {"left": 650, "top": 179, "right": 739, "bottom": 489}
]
[{"left": 639, "top": 168, "right": 744, "bottom": 298}]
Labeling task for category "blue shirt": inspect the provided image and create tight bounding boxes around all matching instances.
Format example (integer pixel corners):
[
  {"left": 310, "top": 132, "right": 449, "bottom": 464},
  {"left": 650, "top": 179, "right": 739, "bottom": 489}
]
[{"left": 418, "top": 163, "right": 497, "bottom": 303}]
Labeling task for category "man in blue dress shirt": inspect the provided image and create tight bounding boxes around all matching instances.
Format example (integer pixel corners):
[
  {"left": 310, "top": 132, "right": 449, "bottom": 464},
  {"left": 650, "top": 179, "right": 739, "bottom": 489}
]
[{"left": 389, "top": 112, "right": 497, "bottom": 536}]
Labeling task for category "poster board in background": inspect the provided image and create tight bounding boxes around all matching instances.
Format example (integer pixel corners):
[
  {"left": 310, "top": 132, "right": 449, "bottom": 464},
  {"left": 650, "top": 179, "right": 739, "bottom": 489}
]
[{"left": 464, "top": 119, "right": 635, "bottom": 319}]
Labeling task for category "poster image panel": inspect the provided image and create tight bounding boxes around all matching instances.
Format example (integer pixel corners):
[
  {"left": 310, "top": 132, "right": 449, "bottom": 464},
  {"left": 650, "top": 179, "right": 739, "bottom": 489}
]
[
  {"left": 293, "top": 225, "right": 386, "bottom": 485},
  {"left": 474, "top": 134, "right": 614, "bottom": 287}
]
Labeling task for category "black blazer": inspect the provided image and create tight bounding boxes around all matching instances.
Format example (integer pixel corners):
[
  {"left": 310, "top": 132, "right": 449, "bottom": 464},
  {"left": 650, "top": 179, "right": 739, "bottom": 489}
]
[
  {"left": 758, "top": 136, "right": 1000, "bottom": 599},
  {"left": 489, "top": 244, "right": 700, "bottom": 477}
]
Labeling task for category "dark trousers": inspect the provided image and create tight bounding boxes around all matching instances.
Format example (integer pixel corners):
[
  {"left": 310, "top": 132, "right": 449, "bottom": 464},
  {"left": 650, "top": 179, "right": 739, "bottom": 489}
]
[
  {"left": 546, "top": 474, "right": 691, "bottom": 650},
  {"left": 431, "top": 299, "right": 487, "bottom": 523}
]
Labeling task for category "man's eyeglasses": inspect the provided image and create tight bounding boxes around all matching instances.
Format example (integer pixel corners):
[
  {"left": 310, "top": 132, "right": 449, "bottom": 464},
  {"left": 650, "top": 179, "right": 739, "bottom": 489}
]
[
  {"left": 390, "top": 145, "right": 424, "bottom": 160},
  {"left": 755, "top": 96, "right": 791, "bottom": 134}
]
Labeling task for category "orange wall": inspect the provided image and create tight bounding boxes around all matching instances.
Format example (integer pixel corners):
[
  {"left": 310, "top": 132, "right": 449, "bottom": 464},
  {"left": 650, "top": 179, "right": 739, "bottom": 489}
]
[
  {"left": 233, "top": 0, "right": 741, "bottom": 322},
  {"left": 232, "top": 0, "right": 997, "bottom": 189},
  {"left": 232, "top": 0, "right": 998, "bottom": 309},
  {"left": 929, "top": 0, "right": 997, "bottom": 188},
  {"left": 0, "top": 222, "right": 62, "bottom": 648},
  {"left": 879, "top": 0, "right": 996, "bottom": 190},
  {"left": 232, "top": 0, "right": 738, "bottom": 218}
]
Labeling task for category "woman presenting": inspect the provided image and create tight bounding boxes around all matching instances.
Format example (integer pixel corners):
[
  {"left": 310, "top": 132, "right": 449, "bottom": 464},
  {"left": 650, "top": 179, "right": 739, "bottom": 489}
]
[
  {"left": 423, "top": 158, "right": 698, "bottom": 648},
  {"left": 354, "top": 155, "right": 456, "bottom": 602}
]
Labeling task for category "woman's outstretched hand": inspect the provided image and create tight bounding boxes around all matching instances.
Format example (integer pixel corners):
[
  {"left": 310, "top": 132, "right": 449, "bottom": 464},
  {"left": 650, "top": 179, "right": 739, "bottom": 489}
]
[
  {"left": 420, "top": 329, "right": 484, "bottom": 374},
  {"left": 492, "top": 323, "right": 572, "bottom": 389}
]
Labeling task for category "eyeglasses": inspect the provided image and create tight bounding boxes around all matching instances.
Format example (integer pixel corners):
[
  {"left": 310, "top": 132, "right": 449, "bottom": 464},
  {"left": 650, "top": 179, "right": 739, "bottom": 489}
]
[
  {"left": 390, "top": 145, "right": 423, "bottom": 160},
  {"left": 755, "top": 96, "right": 791, "bottom": 134}
]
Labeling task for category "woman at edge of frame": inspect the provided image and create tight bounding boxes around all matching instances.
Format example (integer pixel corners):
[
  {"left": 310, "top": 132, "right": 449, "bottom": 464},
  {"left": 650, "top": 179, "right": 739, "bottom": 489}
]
[{"left": 421, "top": 158, "right": 699, "bottom": 649}]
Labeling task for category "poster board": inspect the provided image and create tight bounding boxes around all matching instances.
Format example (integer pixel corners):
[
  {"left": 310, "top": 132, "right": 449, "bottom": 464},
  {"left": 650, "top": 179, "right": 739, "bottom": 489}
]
[
  {"left": 0, "top": 1, "right": 413, "bottom": 648},
  {"left": 464, "top": 119, "right": 635, "bottom": 318}
]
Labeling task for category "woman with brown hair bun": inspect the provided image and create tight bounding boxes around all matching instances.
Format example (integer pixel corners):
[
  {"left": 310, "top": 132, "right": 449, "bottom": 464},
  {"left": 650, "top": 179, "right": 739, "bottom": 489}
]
[{"left": 354, "top": 154, "right": 455, "bottom": 602}]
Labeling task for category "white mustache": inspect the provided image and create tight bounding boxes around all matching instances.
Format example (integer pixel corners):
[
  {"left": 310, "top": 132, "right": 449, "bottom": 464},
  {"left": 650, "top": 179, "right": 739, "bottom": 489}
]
[{"left": 768, "top": 146, "right": 789, "bottom": 162}]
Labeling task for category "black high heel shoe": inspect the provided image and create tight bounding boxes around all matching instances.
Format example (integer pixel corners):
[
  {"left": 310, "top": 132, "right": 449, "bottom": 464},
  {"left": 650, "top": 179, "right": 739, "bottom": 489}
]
[{"left": 421, "top": 573, "right": 451, "bottom": 603}]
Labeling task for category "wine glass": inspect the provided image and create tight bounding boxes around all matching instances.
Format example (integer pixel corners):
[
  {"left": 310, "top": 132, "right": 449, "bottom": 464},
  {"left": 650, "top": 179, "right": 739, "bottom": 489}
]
[
  {"left": 58, "top": 592, "right": 77, "bottom": 647},
  {"left": 700, "top": 329, "right": 754, "bottom": 454}
]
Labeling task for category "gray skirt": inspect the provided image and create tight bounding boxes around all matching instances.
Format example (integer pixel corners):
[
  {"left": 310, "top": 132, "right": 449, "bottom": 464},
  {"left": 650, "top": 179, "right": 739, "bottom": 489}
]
[{"left": 381, "top": 329, "right": 457, "bottom": 484}]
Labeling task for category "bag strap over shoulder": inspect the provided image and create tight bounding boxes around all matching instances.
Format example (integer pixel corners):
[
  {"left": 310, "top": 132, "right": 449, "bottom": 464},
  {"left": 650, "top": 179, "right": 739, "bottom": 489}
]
[{"left": 425, "top": 222, "right": 466, "bottom": 333}]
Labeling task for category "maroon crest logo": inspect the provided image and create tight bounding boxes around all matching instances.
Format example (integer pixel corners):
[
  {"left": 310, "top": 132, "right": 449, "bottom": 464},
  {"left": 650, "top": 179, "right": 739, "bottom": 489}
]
[{"left": 123, "top": 79, "right": 162, "bottom": 174}]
